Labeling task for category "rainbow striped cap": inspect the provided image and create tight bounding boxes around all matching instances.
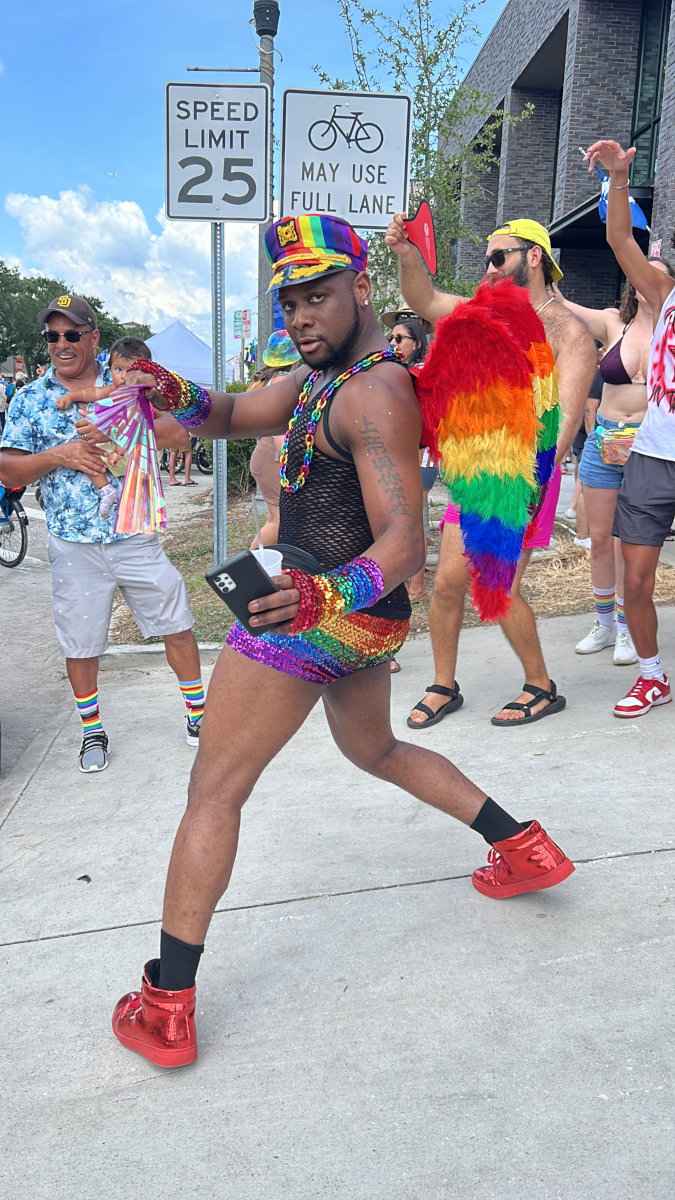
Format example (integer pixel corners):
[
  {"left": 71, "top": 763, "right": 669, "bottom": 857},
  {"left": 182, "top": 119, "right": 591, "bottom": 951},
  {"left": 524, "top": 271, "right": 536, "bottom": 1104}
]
[{"left": 265, "top": 214, "right": 368, "bottom": 290}]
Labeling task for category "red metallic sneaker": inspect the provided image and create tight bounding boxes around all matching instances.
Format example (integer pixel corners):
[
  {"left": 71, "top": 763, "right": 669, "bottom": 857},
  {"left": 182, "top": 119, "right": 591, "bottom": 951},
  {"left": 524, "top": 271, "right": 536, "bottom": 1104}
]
[
  {"left": 112, "top": 959, "right": 197, "bottom": 1068},
  {"left": 472, "top": 821, "right": 575, "bottom": 899},
  {"left": 613, "top": 673, "right": 671, "bottom": 718}
]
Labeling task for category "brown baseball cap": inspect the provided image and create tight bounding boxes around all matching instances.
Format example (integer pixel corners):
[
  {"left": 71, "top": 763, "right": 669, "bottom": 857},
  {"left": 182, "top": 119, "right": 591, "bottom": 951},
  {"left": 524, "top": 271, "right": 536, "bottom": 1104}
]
[{"left": 37, "top": 293, "right": 98, "bottom": 330}]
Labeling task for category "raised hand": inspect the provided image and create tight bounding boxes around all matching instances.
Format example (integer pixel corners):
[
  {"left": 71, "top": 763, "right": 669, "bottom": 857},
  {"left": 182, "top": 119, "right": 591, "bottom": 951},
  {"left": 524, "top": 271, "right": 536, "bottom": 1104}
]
[
  {"left": 384, "top": 212, "right": 412, "bottom": 256},
  {"left": 585, "top": 140, "right": 636, "bottom": 178}
]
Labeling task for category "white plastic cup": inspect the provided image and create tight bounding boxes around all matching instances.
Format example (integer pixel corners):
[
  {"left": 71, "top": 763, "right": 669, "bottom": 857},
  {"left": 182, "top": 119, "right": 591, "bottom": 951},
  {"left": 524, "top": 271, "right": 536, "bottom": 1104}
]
[{"left": 251, "top": 547, "right": 284, "bottom": 579}]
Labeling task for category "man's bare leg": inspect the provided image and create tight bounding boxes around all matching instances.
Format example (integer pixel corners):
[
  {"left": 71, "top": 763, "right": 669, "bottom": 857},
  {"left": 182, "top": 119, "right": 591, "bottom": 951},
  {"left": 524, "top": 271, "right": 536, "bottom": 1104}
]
[
  {"left": 162, "top": 646, "right": 323, "bottom": 945},
  {"left": 329, "top": 663, "right": 487, "bottom": 824},
  {"left": 492, "top": 551, "right": 558, "bottom": 722},
  {"left": 407, "top": 522, "right": 468, "bottom": 724}
]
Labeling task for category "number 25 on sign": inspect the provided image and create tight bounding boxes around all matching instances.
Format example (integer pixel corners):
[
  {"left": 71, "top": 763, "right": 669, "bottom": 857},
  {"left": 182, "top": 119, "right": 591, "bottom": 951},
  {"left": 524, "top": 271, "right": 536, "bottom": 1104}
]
[{"left": 166, "top": 83, "right": 270, "bottom": 223}]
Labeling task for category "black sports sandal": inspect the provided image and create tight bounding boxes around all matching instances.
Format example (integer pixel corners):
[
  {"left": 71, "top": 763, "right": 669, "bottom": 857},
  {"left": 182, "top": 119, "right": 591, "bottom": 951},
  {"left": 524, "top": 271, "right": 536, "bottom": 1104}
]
[
  {"left": 490, "top": 681, "right": 566, "bottom": 727},
  {"left": 406, "top": 682, "right": 464, "bottom": 729}
]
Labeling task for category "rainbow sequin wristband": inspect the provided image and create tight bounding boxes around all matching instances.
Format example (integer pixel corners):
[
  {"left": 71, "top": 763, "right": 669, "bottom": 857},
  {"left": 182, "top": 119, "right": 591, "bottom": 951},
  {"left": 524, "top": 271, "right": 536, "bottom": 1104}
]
[
  {"left": 287, "top": 556, "right": 385, "bottom": 634},
  {"left": 126, "top": 359, "right": 212, "bottom": 428}
]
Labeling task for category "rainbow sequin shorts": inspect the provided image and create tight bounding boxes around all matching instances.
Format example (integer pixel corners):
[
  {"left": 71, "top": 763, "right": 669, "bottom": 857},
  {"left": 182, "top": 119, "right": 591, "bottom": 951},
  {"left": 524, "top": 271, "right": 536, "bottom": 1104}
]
[{"left": 227, "top": 611, "right": 410, "bottom": 685}]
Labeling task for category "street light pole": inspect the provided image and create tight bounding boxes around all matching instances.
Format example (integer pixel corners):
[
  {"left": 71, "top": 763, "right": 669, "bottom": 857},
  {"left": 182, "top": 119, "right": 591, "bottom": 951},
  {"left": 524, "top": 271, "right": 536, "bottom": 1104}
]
[{"left": 254, "top": 2, "right": 280, "bottom": 361}]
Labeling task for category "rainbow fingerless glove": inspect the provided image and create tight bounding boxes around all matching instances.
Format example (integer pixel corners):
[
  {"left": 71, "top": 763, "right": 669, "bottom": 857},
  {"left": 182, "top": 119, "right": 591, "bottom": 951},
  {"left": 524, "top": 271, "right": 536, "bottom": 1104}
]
[
  {"left": 127, "top": 359, "right": 212, "bottom": 429},
  {"left": 287, "top": 556, "right": 385, "bottom": 634}
]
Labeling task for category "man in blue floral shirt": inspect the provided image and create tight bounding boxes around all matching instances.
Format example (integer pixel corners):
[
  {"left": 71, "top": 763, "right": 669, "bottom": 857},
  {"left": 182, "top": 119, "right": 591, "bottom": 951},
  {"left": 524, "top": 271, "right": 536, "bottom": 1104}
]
[{"left": 0, "top": 295, "right": 206, "bottom": 773}]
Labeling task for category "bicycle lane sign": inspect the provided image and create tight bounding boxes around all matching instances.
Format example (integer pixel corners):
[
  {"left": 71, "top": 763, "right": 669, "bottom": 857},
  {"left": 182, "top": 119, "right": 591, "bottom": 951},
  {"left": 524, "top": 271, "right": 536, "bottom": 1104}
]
[{"left": 281, "top": 89, "right": 411, "bottom": 230}]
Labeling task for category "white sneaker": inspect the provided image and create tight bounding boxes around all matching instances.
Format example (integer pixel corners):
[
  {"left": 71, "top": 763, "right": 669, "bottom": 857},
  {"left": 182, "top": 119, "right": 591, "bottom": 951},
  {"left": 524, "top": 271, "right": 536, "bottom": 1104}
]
[
  {"left": 574, "top": 536, "right": 592, "bottom": 550},
  {"left": 613, "top": 627, "right": 638, "bottom": 666},
  {"left": 575, "top": 620, "right": 615, "bottom": 654}
]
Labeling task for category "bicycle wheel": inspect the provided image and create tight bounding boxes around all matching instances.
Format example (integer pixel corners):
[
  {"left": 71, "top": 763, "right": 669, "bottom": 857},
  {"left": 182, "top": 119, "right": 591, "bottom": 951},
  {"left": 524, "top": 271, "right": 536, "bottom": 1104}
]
[
  {"left": 0, "top": 500, "right": 28, "bottom": 568},
  {"left": 355, "top": 122, "right": 384, "bottom": 153},
  {"left": 196, "top": 441, "right": 213, "bottom": 475},
  {"left": 308, "top": 120, "right": 338, "bottom": 152}
]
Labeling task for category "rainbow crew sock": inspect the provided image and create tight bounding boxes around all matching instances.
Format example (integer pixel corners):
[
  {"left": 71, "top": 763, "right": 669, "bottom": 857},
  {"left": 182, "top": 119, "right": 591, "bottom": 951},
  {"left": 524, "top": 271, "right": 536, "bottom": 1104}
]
[
  {"left": 593, "top": 586, "right": 615, "bottom": 628},
  {"left": 179, "top": 678, "right": 205, "bottom": 727},
  {"left": 615, "top": 596, "right": 627, "bottom": 627},
  {"left": 75, "top": 690, "right": 103, "bottom": 735}
]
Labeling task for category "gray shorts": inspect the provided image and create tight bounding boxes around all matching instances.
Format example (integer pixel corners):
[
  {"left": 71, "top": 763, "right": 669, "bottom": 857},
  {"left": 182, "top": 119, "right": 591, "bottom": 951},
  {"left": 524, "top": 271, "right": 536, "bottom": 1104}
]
[
  {"left": 48, "top": 534, "right": 194, "bottom": 658},
  {"left": 614, "top": 452, "right": 675, "bottom": 547}
]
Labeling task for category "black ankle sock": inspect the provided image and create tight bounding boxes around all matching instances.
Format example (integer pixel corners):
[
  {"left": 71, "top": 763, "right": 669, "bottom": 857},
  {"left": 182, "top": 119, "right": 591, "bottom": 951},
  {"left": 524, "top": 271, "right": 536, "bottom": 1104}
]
[
  {"left": 471, "top": 797, "right": 522, "bottom": 845},
  {"left": 159, "top": 929, "right": 204, "bottom": 990}
]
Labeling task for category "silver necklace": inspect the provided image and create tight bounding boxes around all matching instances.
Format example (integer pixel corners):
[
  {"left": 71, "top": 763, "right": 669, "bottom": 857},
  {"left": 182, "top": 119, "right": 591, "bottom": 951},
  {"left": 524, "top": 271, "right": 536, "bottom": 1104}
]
[{"left": 535, "top": 296, "right": 555, "bottom": 315}]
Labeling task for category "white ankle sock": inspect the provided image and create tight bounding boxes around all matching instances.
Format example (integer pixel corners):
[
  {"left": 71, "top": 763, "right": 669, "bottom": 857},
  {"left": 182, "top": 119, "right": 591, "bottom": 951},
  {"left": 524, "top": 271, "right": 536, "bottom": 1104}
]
[{"left": 638, "top": 654, "right": 666, "bottom": 681}]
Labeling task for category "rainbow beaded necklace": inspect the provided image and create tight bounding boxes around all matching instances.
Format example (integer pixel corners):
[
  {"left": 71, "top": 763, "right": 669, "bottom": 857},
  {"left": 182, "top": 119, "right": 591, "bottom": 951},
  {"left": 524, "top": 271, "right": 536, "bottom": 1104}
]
[{"left": 279, "top": 348, "right": 397, "bottom": 493}]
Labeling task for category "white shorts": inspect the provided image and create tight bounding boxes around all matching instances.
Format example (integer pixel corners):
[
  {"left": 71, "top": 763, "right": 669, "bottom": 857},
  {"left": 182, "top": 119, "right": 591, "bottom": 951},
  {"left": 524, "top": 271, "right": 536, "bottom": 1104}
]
[{"left": 48, "top": 534, "right": 194, "bottom": 658}]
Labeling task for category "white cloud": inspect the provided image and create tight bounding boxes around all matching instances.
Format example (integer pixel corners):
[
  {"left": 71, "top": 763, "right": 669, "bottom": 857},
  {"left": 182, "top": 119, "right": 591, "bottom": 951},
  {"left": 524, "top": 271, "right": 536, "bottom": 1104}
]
[
  {"left": 0, "top": 60, "right": 5, "bottom": 78},
  {"left": 4, "top": 186, "right": 259, "bottom": 347}
]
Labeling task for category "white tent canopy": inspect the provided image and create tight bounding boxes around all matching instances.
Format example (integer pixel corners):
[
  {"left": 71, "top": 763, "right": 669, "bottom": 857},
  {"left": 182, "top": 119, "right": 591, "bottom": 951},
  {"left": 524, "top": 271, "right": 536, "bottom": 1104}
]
[{"left": 146, "top": 320, "right": 212, "bottom": 386}]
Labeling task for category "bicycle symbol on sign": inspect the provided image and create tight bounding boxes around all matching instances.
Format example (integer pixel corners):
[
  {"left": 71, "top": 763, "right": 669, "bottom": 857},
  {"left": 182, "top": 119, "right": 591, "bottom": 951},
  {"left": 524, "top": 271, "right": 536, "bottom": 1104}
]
[{"left": 308, "top": 105, "right": 384, "bottom": 155}]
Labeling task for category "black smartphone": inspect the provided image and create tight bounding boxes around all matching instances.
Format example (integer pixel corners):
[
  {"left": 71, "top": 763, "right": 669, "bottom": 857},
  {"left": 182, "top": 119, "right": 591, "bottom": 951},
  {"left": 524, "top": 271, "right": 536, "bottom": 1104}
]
[{"left": 205, "top": 550, "right": 279, "bottom": 634}]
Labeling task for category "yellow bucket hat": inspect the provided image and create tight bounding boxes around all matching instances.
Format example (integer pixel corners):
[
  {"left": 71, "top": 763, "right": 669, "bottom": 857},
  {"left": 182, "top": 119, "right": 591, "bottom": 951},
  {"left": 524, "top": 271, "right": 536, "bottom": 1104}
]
[{"left": 488, "top": 219, "right": 563, "bottom": 282}]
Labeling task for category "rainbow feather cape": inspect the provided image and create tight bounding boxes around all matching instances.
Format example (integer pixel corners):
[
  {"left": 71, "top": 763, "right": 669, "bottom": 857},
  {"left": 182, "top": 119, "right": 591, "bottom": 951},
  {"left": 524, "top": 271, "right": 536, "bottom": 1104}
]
[
  {"left": 415, "top": 280, "right": 559, "bottom": 621},
  {"left": 92, "top": 385, "right": 167, "bottom": 535}
]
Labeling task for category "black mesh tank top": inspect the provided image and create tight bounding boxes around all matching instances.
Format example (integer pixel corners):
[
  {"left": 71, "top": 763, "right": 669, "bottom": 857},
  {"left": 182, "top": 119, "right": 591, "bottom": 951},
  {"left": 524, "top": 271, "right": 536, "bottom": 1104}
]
[{"left": 278, "top": 359, "right": 412, "bottom": 621}]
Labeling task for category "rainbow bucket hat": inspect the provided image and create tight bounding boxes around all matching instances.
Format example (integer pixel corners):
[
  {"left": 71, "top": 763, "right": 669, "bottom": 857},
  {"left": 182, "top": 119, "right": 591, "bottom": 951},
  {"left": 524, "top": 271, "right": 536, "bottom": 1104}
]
[
  {"left": 265, "top": 214, "right": 368, "bottom": 290},
  {"left": 262, "top": 330, "right": 302, "bottom": 369}
]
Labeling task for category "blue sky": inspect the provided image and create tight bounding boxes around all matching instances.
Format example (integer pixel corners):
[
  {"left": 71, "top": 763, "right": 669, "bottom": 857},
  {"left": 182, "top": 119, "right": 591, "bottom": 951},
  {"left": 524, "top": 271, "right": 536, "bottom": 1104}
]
[{"left": 0, "top": 0, "right": 503, "bottom": 359}]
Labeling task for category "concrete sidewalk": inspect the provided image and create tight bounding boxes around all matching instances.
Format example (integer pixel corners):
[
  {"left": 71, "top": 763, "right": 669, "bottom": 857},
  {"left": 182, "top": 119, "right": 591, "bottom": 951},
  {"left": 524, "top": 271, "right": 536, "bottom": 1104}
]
[{"left": 2, "top": 612, "right": 675, "bottom": 1199}]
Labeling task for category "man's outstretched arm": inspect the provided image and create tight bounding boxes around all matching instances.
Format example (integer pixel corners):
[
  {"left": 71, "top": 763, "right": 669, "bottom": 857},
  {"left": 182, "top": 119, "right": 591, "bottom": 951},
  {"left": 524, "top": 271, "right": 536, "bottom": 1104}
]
[
  {"left": 122, "top": 366, "right": 308, "bottom": 440},
  {"left": 385, "top": 213, "right": 464, "bottom": 326}
]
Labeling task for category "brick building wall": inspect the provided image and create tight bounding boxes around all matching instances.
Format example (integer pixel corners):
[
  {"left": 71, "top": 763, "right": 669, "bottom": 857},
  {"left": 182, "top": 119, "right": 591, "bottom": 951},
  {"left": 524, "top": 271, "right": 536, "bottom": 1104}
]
[
  {"left": 448, "top": 0, "right": 569, "bottom": 147},
  {"left": 497, "top": 89, "right": 561, "bottom": 224},
  {"left": 651, "top": 14, "right": 675, "bottom": 254},
  {"left": 554, "top": 0, "right": 642, "bottom": 221},
  {"left": 559, "top": 245, "right": 623, "bottom": 307},
  {"left": 456, "top": 157, "right": 499, "bottom": 281}
]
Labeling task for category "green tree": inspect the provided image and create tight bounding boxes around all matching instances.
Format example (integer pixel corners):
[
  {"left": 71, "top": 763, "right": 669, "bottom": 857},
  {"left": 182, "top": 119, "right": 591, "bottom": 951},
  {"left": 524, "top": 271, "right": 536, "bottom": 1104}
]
[
  {"left": 0, "top": 260, "right": 153, "bottom": 375},
  {"left": 316, "top": 0, "right": 529, "bottom": 310}
]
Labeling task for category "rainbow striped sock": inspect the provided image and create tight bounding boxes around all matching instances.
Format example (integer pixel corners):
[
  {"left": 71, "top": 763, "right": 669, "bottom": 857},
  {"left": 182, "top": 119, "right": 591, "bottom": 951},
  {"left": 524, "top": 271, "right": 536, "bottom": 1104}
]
[
  {"left": 615, "top": 596, "right": 626, "bottom": 627},
  {"left": 179, "top": 678, "right": 205, "bottom": 726},
  {"left": 594, "top": 587, "right": 615, "bottom": 628},
  {"left": 75, "top": 690, "right": 103, "bottom": 735}
]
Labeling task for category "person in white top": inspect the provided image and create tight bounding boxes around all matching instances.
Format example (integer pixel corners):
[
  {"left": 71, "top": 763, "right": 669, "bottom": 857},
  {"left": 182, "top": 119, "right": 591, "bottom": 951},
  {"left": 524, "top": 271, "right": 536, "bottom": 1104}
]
[{"left": 585, "top": 138, "right": 675, "bottom": 718}]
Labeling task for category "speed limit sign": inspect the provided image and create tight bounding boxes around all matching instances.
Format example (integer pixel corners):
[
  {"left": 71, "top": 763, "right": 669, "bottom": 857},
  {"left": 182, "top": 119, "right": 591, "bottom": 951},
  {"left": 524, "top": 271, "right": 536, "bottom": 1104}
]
[{"left": 166, "top": 83, "right": 270, "bottom": 222}]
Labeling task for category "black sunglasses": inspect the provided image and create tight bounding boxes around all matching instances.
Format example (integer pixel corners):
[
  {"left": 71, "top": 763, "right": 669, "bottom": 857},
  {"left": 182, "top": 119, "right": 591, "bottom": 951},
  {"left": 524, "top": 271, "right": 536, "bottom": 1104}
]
[
  {"left": 484, "top": 247, "right": 528, "bottom": 271},
  {"left": 389, "top": 333, "right": 414, "bottom": 345},
  {"left": 43, "top": 328, "right": 92, "bottom": 343}
]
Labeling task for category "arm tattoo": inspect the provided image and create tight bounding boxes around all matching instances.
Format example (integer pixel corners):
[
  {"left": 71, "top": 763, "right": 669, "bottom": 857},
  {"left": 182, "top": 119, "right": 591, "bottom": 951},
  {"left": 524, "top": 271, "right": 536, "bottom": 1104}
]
[{"left": 359, "top": 414, "right": 412, "bottom": 517}]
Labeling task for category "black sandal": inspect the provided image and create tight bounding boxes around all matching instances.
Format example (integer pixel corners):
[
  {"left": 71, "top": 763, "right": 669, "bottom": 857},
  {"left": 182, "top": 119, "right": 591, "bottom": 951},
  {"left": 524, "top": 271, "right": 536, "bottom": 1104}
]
[
  {"left": 491, "top": 680, "right": 566, "bottom": 727},
  {"left": 407, "top": 682, "right": 464, "bottom": 729}
]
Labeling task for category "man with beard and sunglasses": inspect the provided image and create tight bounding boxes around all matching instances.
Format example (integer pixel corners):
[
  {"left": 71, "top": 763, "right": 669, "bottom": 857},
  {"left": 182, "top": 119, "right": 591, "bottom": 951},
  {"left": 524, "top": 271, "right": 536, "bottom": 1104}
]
[
  {"left": 107, "top": 214, "right": 575, "bottom": 1070},
  {"left": 0, "top": 294, "right": 204, "bottom": 774},
  {"left": 386, "top": 215, "right": 596, "bottom": 730}
]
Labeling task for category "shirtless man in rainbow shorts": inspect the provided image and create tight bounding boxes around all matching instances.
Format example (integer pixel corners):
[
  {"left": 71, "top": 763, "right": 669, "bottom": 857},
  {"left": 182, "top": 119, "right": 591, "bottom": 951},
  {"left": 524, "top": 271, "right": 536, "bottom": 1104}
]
[
  {"left": 101, "top": 214, "right": 576, "bottom": 1069},
  {"left": 386, "top": 215, "right": 597, "bottom": 729}
]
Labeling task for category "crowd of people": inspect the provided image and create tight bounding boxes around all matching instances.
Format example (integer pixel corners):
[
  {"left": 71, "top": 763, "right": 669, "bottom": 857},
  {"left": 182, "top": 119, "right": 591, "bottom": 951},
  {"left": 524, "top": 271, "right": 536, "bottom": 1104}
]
[{"left": 0, "top": 135, "right": 673, "bottom": 1070}]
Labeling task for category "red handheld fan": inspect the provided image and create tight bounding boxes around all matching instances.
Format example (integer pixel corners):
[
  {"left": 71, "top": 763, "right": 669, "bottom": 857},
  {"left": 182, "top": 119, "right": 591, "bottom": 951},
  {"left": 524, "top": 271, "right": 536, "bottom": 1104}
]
[{"left": 403, "top": 201, "right": 437, "bottom": 275}]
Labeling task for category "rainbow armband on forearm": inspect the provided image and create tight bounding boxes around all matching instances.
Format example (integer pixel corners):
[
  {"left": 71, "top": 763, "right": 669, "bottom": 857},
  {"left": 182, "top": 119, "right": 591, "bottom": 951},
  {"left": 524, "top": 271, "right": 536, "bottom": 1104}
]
[
  {"left": 127, "top": 359, "right": 212, "bottom": 429},
  {"left": 287, "top": 556, "right": 385, "bottom": 634}
]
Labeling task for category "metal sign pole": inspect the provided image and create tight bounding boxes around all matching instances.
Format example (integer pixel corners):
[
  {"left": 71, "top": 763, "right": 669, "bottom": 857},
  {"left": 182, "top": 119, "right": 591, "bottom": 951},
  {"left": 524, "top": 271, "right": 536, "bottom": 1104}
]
[
  {"left": 257, "top": 33, "right": 275, "bottom": 360},
  {"left": 211, "top": 220, "right": 227, "bottom": 565}
]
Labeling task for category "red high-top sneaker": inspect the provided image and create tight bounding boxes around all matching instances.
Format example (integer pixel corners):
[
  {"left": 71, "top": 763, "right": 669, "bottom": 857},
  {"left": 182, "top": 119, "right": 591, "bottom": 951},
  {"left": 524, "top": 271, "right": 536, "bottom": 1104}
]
[
  {"left": 112, "top": 960, "right": 197, "bottom": 1068},
  {"left": 472, "top": 821, "right": 575, "bottom": 899}
]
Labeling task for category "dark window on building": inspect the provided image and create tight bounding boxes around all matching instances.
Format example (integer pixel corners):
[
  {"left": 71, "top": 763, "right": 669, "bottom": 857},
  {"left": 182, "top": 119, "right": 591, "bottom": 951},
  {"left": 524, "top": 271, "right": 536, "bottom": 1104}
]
[{"left": 631, "top": 0, "right": 672, "bottom": 185}]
